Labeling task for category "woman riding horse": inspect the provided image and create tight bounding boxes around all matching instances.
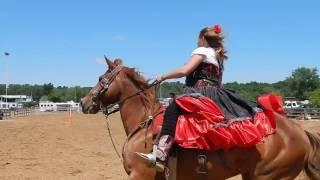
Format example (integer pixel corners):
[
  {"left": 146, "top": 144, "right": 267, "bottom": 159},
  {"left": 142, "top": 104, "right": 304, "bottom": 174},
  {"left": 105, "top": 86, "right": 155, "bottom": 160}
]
[
  {"left": 81, "top": 25, "right": 320, "bottom": 179},
  {"left": 138, "top": 25, "right": 260, "bottom": 171}
]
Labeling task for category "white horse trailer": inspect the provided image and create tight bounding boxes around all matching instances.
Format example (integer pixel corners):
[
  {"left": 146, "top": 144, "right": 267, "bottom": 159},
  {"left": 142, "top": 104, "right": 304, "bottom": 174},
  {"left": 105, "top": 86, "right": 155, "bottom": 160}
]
[{"left": 39, "top": 101, "right": 80, "bottom": 112}]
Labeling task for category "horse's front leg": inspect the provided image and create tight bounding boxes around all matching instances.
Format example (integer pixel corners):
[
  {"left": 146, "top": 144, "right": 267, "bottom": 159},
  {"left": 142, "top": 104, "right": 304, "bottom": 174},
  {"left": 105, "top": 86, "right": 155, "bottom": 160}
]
[{"left": 124, "top": 131, "right": 162, "bottom": 180}]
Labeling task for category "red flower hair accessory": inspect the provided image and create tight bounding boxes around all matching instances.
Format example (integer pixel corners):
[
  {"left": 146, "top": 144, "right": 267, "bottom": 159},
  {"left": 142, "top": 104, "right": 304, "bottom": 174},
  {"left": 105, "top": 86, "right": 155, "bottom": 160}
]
[{"left": 212, "top": 25, "right": 222, "bottom": 34}]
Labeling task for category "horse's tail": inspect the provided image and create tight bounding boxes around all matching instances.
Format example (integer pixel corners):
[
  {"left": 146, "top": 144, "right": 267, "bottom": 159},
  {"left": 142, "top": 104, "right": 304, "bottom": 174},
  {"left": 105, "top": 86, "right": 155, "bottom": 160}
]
[{"left": 304, "top": 130, "right": 320, "bottom": 180}]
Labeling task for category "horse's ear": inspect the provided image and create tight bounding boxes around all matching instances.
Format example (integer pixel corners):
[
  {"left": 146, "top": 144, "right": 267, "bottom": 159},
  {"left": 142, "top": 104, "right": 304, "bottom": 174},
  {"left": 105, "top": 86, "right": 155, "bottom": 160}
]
[
  {"left": 104, "top": 55, "right": 115, "bottom": 69},
  {"left": 114, "top": 58, "right": 123, "bottom": 66}
]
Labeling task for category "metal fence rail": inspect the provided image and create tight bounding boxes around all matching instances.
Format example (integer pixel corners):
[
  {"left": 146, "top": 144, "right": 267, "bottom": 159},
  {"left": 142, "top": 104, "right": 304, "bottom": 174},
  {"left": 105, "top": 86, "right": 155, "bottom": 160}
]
[
  {"left": 0, "top": 108, "right": 36, "bottom": 120},
  {"left": 285, "top": 108, "right": 320, "bottom": 120},
  {"left": 1, "top": 107, "right": 318, "bottom": 121}
]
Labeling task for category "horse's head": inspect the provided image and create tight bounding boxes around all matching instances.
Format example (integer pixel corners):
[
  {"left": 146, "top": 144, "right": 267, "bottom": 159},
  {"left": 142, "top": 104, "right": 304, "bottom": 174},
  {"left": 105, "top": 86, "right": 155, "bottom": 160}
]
[{"left": 81, "top": 56, "right": 124, "bottom": 114}]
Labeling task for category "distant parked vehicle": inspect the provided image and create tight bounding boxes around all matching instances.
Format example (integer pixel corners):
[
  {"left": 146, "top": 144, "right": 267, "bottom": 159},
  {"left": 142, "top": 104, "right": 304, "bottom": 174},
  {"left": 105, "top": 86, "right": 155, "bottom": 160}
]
[{"left": 284, "top": 101, "right": 301, "bottom": 109}]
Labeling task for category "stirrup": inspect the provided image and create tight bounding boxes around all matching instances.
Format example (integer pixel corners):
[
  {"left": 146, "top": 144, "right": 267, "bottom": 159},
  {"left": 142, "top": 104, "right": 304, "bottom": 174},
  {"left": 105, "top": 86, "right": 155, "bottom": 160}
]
[{"left": 135, "top": 152, "right": 165, "bottom": 172}]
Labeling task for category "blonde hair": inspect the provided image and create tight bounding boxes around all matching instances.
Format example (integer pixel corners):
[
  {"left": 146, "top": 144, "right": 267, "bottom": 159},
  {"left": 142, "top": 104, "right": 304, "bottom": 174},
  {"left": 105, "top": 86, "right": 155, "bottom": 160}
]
[{"left": 199, "top": 27, "right": 228, "bottom": 70}]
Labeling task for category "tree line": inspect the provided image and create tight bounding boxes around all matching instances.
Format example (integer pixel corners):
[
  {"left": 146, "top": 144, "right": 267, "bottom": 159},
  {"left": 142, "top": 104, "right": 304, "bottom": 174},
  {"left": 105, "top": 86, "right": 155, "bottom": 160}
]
[
  {"left": 0, "top": 67, "right": 319, "bottom": 107},
  {"left": 157, "top": 67, "right": 320, "bottom": 107},
  {"left": 0, "top": 83, "right": 91, "bottom": 105}
]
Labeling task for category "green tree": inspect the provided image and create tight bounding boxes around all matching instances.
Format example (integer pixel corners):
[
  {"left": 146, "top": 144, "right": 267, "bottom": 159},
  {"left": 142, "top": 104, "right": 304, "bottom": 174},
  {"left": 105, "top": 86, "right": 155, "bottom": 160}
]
[
  {"left": 286, "top": 67, "right": 320, "bottom": 99},
  {"left": 48, "top": 89, "right": 63, "bottom": 102},
  {"left": 272, "top": 81, "right": 290, "bottom": 97},
  {"left": 78, "top": 87, "right": 91, "bottom": 101},
  {"left": 43, "top": 83, "right": 54, "bottom": 96},
  {"left": 309, "top": 88, "right": 320, "bottom": 107},
  {"left": 0, "top": 83, "right": 91, "bottom": 103},
  {"left": 224, "top": 81, "right": 279, "bottom": 100},
  {"left": 32, "top": 85, "right": 44, "bottom": 101},
  {"left": 156, "top": 81, "right": 184, "bottom": 98}
]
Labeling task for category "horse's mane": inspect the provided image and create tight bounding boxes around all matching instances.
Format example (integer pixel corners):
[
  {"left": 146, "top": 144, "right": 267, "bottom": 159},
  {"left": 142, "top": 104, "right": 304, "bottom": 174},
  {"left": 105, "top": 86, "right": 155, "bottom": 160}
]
[
  {"left": 123, "top": 67, "right": 159, "bottom": 112},
  {"left": 124, "top": 67, "right": 150, "bottom": 90}
]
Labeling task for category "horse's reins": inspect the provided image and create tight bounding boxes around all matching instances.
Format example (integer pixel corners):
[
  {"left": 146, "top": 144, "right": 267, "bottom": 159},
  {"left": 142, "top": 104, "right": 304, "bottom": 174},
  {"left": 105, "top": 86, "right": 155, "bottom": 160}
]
[
  {"left": 91, "top": 65, "right": 159, "bottom": 115},
  {"left": 105, "top": 110, "right": 162, "bottom": 162},
  {"left": 91, "top": 65, "right": 160, "bottom": 161},
  {"left": 104, "top": 79, "right": 160, "bottom": 116},
  {"left": 105, "top": 118, "right": 123, "bottom": 161}
]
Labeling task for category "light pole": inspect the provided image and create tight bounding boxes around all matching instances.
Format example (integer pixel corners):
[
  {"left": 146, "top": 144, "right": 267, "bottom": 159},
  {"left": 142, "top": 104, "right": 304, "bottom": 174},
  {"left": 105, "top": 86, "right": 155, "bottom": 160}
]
[
  {"left": 4, "top": 52, "right": 9, "bottom": 109},
  {"left": 74, "top": 86, "right": 78, "bottom": 102}
]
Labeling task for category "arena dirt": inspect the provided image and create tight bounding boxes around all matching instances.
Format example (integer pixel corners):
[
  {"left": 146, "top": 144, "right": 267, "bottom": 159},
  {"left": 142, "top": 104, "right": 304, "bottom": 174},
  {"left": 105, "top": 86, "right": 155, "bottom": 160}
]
[{"left": 0, "top": 112, "right": 319, "bottom": 180}]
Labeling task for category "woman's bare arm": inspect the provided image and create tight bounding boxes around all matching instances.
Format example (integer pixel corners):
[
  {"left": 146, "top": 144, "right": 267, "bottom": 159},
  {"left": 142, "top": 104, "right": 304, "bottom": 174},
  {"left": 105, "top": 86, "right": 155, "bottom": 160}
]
[{"left": 159, "top": 54, "right": 204, "bottom": 82}]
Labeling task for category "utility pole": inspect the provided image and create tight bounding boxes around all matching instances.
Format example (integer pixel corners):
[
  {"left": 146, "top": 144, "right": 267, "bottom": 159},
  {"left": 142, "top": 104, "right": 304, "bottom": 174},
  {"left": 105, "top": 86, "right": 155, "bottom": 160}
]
[
  {"left": 4, "top": 52, "right": 10, "bottom": 109},
  {"left": 74, "top": 86, "right": 77, "bottom": 102}
]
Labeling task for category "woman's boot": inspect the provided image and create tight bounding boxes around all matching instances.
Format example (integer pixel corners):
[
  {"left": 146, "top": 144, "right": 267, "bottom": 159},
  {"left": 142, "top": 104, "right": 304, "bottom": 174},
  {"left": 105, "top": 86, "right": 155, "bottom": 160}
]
[{"left": 136, "top": 135, "right": 174, "bottom": 172}]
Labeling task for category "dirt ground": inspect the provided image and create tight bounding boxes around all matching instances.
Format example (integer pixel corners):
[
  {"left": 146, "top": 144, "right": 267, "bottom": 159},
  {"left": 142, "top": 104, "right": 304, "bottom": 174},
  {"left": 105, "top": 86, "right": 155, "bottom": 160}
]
[{"left": 0, "top": 112, "right": 319, "bottom": 180}]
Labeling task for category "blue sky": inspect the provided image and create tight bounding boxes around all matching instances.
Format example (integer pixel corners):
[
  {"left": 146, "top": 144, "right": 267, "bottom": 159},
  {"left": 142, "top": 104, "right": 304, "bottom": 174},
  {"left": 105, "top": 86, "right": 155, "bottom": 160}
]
[{"left": 0, "top": 0, "right": 319, "bottom": 87}]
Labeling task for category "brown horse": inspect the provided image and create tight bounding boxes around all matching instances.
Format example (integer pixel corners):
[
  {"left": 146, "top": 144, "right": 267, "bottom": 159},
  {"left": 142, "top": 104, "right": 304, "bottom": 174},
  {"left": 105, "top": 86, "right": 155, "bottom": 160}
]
[{"left": 81, "top": 58, "right": 320, "bottom": 180}]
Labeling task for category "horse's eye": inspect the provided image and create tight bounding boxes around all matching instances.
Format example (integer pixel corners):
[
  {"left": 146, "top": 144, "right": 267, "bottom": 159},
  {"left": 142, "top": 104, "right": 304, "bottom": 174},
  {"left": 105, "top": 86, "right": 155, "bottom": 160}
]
[{"left": 99, "top": 77, "right": 102, "bottom": 81}]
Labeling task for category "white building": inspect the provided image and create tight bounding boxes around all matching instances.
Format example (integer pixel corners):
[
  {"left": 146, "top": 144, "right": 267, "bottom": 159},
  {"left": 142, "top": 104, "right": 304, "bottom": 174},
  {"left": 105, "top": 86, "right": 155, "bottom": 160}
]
[
  {"left": 0, "top": 95, "right": 33, "bottom": 109},
  {"left": 39, "top": 101, "right": 80, "bottom": 112}
]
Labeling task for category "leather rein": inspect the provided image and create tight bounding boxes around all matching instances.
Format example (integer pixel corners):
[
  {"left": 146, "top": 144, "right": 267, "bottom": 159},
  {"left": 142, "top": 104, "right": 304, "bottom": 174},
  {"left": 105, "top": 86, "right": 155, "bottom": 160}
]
[
  {"left": 91, "top": 65, "right": 161, "bottom": 160},
  {"left": 91, "top": 65, "right": 160, "bottom": 116}
]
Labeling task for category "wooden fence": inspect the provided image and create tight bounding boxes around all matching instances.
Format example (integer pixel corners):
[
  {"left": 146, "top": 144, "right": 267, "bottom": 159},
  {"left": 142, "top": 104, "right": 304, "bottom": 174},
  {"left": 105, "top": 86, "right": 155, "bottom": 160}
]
[
  {"left": 0, "top": 108, "right": 36, "bottom": 120},
  {"left": 285, "top": 108, "right": 320, "bottom": 120}
]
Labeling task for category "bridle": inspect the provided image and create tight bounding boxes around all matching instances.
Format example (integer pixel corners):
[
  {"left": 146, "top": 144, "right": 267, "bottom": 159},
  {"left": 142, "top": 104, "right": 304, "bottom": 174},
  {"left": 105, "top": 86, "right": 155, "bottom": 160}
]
[
  {"left": 89, "top": 65, "right": 161, "bottom": 161},
  {"left": 90, "top": 65, "right": 123, "bottom": 108},
  {"left": 90, "top": 65, "right": 160, "bottom": 115}
]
